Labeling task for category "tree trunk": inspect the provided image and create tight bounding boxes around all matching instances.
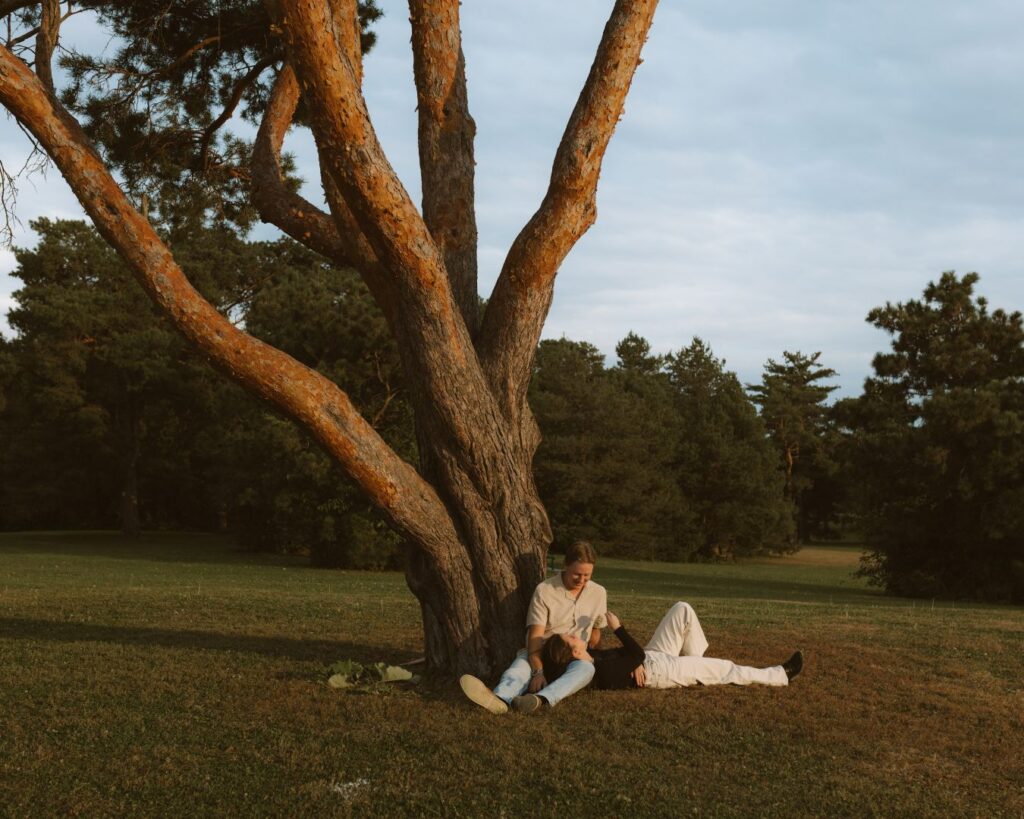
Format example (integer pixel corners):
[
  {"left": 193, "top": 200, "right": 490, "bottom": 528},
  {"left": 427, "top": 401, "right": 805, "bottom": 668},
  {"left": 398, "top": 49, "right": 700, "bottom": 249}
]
[{"left": 406, "top": 406, "right": 551, "bottom": 675}]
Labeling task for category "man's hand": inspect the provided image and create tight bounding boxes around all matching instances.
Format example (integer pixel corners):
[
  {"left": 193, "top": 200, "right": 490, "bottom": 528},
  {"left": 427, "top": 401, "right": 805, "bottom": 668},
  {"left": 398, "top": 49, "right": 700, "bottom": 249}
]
[
  {"left": 528, "top": 672, "right": 546, "bottom": 693},
  {"left": 631, "top": 664, "right": 647, "bottom": 688},
  {"left": 605, "top": 611, "right": 621, "bottom": 631}
]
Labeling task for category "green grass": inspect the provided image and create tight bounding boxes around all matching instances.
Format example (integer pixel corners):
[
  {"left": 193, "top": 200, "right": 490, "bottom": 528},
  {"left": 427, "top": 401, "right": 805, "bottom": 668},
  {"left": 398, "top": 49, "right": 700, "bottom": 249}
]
[{"left": 2, "top": 532, "right": 1022, "bottom": 817}]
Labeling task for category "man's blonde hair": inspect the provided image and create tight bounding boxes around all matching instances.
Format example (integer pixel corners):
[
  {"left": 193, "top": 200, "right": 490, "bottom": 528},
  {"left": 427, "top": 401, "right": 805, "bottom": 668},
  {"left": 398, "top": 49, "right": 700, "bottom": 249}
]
[{"left": 564, "top": 541, "right": 597, "bottom": 566}]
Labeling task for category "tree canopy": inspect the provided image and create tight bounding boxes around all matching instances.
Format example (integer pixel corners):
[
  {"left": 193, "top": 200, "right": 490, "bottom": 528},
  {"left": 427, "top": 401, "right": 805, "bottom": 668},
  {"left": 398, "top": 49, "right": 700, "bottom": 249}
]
[{"left": 842, "top": 273, "right": 1024, "bottom": 602}]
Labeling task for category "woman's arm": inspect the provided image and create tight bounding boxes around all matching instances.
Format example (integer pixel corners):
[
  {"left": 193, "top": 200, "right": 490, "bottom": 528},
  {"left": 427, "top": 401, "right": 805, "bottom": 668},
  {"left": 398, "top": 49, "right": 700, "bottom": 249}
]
[
  {"left": 606, "top": 612, "right": 646, "bottom": 664},
  {"left": 613, "top": 625, "right": 647, "bottom": 667}
]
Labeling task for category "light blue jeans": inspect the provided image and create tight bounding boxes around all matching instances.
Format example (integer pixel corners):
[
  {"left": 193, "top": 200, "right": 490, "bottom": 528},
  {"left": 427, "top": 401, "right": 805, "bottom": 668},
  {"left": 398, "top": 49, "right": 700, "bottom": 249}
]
[{"left": 492, "top": 649, "right": 595, "bottom": 707}]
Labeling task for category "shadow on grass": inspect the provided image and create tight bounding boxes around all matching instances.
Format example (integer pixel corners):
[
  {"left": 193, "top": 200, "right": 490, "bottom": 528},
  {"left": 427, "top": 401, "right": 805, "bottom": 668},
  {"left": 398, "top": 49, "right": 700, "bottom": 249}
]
[
  {"left": 0, "top": 616, "right": 413, "bottom": 665},
  {"left": 0, "top": 531, "right": 313, "bottom": 569},
  {"left": 600, "top": 565, "right": 883, "bottom": 606}
]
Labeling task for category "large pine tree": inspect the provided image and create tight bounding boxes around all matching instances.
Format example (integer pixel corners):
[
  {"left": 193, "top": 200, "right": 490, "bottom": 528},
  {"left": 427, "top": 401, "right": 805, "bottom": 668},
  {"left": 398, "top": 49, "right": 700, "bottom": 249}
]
[
  {"left": 668, "top": 338, "right": 794, "bottom": 557},
  {"left": 843, "top": 272, "right": 1024, "bottom": 601},
  {"left": 0, "top": 0, "right": 662, "bottom": 674}
]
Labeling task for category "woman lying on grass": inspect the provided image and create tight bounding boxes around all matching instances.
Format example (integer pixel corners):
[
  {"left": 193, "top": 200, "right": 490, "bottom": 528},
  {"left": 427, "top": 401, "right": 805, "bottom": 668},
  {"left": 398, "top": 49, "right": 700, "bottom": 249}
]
[{"left": 511, "top": 602, "right": 803, "bottom": 714}]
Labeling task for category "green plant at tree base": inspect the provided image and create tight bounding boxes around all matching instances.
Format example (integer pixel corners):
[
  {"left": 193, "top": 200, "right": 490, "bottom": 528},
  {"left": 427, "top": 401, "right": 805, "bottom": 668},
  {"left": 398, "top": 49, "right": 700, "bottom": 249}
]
[{"left": 327, "top": 659, "right": 415, "bottom": 689}]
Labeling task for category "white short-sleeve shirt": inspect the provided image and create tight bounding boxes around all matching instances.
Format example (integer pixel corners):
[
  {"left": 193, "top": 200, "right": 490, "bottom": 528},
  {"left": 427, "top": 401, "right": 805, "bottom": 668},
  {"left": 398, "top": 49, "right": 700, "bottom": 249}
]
[{"left": 525, "top": 573, "right": 608, "bottom": 642}]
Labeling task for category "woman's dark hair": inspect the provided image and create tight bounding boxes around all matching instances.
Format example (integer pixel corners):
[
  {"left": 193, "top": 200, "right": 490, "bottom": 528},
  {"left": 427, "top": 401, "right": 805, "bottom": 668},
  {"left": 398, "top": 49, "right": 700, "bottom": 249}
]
[{"left": 541, "top": 634, "right": 574, "bottom": 683}]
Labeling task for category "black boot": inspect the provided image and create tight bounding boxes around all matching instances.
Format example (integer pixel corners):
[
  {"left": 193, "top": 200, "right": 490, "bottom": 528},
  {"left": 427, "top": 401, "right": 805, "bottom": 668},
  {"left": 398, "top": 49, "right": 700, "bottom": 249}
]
[{"left": 782, "top": 651, "right": 804, "bottom": 681}]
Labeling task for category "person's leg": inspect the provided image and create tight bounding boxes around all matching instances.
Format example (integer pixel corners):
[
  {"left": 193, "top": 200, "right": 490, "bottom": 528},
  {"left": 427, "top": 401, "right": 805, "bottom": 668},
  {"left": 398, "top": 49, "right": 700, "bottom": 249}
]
[
  {"left": 533, "top": 658, "right": 596, "bottom": 706},
  {"left": 491, "top": 649, "right": 532, "bottom": 704},
  {"left": 643, "top": 602, "right": 710, "bottom": 657},
  {"left": 645, "top": 651, "right": 787, "bottom": 688}
]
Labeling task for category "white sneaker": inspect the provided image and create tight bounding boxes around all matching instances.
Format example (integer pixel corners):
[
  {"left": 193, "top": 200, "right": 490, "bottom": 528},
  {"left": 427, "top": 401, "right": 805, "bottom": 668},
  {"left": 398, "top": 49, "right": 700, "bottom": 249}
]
[{"left": 459, "top": 674, "right": 509, "bottom": 714}]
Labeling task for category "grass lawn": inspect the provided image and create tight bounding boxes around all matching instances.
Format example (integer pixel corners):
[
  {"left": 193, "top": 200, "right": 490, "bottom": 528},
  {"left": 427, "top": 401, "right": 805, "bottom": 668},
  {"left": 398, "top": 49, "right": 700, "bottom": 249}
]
[{"left": 1, "top": 532, "right": 1022, "bottom": 817}]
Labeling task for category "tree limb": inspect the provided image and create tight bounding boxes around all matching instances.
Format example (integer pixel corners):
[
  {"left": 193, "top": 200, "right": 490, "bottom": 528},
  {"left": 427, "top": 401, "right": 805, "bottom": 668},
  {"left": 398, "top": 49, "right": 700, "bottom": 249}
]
[
  {"left": 477, "top": 0, "right": 659, "bottom": 413},
  {"left": 316, "top": 0, "right": 401, "bottom": 323},
  {"left": 0, "top": 42, "right": 466, "bottom": 566},
  {"left": 408, "top": 0, "right": 479, "bottom": 335},
  {"left": 197, "top": 54, "right": 276, "bottom": 170},
  {"left": 267, "top": 0, "right": 460, "bottom": 330},
  {"left": 34, "top": 0, "right": 59, "bottom": 89},
  {"left": 251, "top": 65, "right": 351, "bottom": 261},
  {"left": 327, "top": 0, "right": 363, "bottom": 85}
]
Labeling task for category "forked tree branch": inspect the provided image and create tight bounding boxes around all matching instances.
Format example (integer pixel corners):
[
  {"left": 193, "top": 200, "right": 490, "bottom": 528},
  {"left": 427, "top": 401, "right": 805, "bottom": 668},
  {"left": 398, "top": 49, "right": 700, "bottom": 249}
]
[
  {"left": 268, "top": 0, "right": 454, "bottom": 304},
  {"left": 266, "top": 0, "right": 505, "bottom": 455},
  {"left": 251, "top": 63, "right": 397, "bottom": 323},
  {"left": 0, "top": 43, "right": 468, "bottom": 569},
  {"left": 477, "top": 0, "right": 659, "bottom": 412},
  {"left": 251, "top": 65, "right": 354, "bottom": 262},
  {"left": 408, "top": 0, "right": 479, "bottom": 335},
  {"left": 316, "top": 0, "right": 400, "bottom": 323}
]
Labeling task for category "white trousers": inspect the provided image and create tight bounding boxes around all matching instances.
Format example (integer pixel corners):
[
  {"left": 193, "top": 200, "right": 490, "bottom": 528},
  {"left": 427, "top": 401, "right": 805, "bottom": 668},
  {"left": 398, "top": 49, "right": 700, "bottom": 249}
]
[{"left": 642, "top": 602, "right": 787, "bottom": 688}]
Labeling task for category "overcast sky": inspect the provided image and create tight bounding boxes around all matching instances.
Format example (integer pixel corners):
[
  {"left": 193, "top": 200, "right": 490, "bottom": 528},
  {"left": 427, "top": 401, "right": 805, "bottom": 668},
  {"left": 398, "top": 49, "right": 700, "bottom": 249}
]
[{"left": 2, "top": 1, "right": 1024, "bottom": 395}]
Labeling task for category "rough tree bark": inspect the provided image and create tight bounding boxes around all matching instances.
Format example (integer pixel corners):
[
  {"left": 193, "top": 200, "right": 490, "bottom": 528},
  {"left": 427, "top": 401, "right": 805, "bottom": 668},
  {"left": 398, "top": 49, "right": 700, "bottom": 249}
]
[{"left": 0, "top": 0, "right": 660, "bottom": 676}]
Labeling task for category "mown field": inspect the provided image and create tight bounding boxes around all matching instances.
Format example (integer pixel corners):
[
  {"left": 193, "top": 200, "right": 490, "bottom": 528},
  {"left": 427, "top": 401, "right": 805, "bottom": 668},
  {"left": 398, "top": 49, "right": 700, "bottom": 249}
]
[{"left": 1, "top": 532, "right": 1022, "bottom": 817}]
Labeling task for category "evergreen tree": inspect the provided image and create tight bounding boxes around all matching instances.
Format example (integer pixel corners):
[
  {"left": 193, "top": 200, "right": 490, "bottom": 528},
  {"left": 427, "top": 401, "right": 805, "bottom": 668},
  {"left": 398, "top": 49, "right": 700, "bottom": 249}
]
[
  {"left": 1, "top": 220, "right": 410, "bottom": 566},
  {"left": 1, "top": 0, "right": 662, "bottom": 673},
  {"left": 223, "top": 241, "right": 410, "bottom": 568},
  {"left": 614, "top": 331, "right": 663, "bottom": 375},
  {"left": 607, "top": 334, "right": 689, "bottom": 559},
  {"left": 748, "top": 351, "right": 838, "bottom": 541},
  {"left": 3, "top": 219, "right": 188, "bottom": 532},
  {"left": 845, "top": 273, "right": 1024, "bottom": 601},
  {"left": 667, "top": 339, "right": 794, "bottom": 557},
  {"left": 530, "top": 336, "right": 685, "bottom": 560}
]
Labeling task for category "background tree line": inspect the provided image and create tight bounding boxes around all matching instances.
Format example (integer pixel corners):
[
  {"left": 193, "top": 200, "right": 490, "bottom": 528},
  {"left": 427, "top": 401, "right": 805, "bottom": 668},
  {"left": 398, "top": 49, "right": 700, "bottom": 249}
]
[{"left": 1, "top": 220, "right": 1021, "bottom": 601}]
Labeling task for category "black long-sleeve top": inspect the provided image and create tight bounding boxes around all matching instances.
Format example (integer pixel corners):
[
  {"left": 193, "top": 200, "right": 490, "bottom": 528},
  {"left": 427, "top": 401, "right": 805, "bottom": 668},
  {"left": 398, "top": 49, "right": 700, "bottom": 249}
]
[{"left": 589, "top": 626, "right": 647, "bottom": 690}]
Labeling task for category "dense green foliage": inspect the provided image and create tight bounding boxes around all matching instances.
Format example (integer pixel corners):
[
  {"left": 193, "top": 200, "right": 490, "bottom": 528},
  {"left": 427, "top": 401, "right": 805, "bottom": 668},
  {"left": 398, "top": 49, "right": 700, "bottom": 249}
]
[
  {"left": 841, "top": 273, "right": 1024, "bottom": 601},
  {"left": 531, "top": 334, "right": 793, "bottom": 560},
  {"left": 0, "top": 219, "right": 405, "bottom": 567},
  {"left": 4, "top": 223, "right": 1022, "bottom": 598},
  {"left": 223, "top": 241, "right": 410, "bottom": 569},
  {"left": 1, "top": 220, "right": 798, "bottom": 564},
  {"left": 529, "top": 336, "right": 686, "bottom": 560},
  {"left": 668, "top": 339, "right": 795, "bottom": 555},
  {"left": 0, "top": 219, "right": 229, "bottom": 533},
  {"left": 36, "top": 1, "right": 381, "bottom": 231}
]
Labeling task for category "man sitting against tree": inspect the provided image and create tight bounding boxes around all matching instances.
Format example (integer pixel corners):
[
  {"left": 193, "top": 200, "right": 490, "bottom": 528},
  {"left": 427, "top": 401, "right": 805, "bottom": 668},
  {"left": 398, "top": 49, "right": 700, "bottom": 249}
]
[{"left": 460, "top": 541, "right": 606, "bottom": 715}]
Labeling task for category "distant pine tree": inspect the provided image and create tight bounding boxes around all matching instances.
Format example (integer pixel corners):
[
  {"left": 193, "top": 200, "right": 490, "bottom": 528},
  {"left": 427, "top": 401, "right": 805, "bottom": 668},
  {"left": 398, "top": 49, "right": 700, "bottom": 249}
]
[
  {"left": 668, "top": 339, "right": 794, "bottom": 557},
  {"left": 748, "top": 351, "right": 838, "bottom": 542},
  {"left": 530, "top": 336, "right": 688, "bottom": 561}
]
